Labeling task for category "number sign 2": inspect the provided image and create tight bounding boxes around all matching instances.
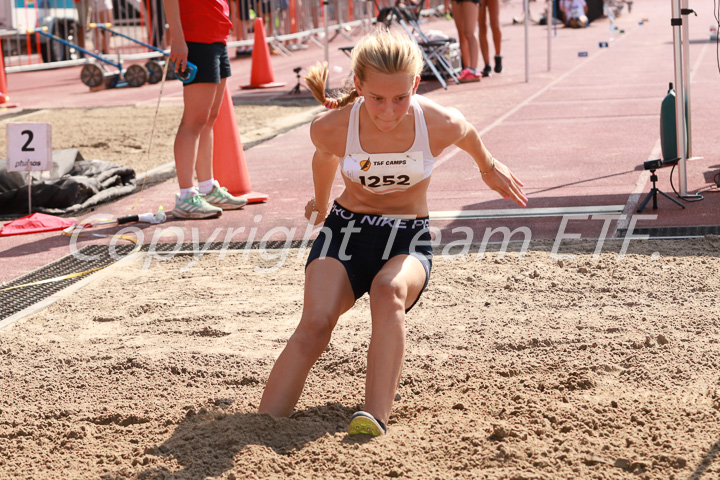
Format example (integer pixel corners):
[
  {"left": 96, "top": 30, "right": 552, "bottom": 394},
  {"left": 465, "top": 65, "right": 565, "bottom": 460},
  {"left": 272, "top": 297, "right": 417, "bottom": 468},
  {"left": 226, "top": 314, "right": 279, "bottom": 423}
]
[{"left": 6, "top": 123, "right": 52, "bottom": 172}]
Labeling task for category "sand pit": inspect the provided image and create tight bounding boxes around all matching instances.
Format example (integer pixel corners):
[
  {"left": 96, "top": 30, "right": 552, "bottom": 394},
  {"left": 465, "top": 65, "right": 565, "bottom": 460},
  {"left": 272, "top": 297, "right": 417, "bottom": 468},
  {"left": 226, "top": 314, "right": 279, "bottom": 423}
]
[
  {"left": 1, "top": 237, "right": 719, "bottom": 479},
  {"left": 0, "top": 100, "right": 319, "bottom": 176}
]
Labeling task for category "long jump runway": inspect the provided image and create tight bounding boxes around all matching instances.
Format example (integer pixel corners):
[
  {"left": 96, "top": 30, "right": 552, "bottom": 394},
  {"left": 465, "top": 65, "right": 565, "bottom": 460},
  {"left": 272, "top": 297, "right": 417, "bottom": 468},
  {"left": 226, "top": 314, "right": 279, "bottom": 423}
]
[
  {"left": 131, "top": 0, "right": 718, "bottom": 247},
  {"left": 2, "top": 0, "right": 719, "bottom": 287}
]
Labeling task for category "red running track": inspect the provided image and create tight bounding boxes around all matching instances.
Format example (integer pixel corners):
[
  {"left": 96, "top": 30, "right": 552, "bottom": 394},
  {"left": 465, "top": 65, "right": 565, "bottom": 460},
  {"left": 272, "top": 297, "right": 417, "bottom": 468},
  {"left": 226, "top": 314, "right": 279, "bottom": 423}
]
[{"left": 2, "top": 0, "right": 719, "bottom": 286}]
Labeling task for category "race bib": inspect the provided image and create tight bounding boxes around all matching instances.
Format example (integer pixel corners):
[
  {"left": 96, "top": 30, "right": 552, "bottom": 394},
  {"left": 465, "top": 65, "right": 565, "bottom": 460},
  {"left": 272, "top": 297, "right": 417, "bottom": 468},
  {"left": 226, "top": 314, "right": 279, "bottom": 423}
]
[{"left": 342, "top": 152, "right": 425, "bottom": 195}]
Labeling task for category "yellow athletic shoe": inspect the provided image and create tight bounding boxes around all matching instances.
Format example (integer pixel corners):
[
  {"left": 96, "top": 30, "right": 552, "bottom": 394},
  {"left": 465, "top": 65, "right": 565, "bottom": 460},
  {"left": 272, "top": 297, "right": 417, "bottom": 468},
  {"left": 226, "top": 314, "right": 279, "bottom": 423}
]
[{"left": 348, "top": 411, "right": 387, "bottom": 436}]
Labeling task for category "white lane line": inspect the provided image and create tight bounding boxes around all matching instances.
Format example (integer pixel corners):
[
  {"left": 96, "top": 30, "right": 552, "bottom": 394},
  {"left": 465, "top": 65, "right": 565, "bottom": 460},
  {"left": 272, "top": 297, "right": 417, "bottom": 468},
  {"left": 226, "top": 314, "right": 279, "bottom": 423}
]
[
  {"left": 690, "top": 40, "right": 710, "bottom": 82},
  {"left": 614, "top": 139, "right": 661, "bottom": 235},
  {"left": 430, "top": 205, "right": 625, "bottom": 221},
  {"left": 434, "top": 36, "right": 624, "bottom": 171}
]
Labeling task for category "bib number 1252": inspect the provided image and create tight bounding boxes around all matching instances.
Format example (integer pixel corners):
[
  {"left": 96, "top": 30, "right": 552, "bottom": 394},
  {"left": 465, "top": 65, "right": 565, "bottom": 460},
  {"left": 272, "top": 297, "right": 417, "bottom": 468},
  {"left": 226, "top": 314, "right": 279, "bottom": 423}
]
[{"left": 359, "top": 175, "right": 410, "bottom": 188}]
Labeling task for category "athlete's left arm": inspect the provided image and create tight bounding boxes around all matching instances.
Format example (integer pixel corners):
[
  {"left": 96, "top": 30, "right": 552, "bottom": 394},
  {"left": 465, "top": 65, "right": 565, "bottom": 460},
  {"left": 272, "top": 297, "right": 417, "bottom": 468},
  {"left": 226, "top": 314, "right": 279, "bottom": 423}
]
[{"left": 419, "top": 97, "right": 527, "bottom": 208}]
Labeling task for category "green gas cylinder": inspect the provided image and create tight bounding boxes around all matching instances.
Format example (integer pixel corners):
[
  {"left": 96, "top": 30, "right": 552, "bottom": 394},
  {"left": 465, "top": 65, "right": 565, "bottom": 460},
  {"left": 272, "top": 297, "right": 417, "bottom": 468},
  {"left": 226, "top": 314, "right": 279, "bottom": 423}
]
[{"left": 660, "top": 82, "right": 687, "bottom": 161}]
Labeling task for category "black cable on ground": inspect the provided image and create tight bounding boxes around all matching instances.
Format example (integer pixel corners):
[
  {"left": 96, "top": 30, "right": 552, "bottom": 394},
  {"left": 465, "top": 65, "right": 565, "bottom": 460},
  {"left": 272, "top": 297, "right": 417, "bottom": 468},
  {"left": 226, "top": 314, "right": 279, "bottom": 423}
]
[{"left": 669, "top": 163, "right": 720, "bottom": 200}]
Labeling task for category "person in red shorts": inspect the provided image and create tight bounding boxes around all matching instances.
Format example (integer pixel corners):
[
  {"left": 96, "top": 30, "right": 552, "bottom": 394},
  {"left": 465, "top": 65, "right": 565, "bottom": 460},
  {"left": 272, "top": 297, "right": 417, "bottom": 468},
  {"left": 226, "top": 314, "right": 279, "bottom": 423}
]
[{"left": 163, "top": 0, "right": 248, "bottom": 219}]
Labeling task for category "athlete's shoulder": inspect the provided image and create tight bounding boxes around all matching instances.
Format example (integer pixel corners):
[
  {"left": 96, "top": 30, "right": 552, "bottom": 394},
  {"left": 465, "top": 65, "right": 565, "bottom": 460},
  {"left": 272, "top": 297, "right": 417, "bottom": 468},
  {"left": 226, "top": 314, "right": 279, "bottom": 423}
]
[
  {"left": 414, "top": 94, "right": 464, "bottom": 123},
  {"left": 413, "top": 95, "right": 466, "bottom": 143},
  {"left": 310, "top": 103, "right": 352, "bottom": 154}
]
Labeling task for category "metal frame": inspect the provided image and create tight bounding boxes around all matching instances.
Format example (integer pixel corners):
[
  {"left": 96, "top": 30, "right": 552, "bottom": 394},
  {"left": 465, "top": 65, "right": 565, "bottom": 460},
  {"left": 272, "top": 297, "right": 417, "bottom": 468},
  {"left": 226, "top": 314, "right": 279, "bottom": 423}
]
[
  {"left": 377, "top": 2, "right": 459, "bottom": 89},
  {"left": 671, "top": 0, "right": 688, "bottom": 196}
]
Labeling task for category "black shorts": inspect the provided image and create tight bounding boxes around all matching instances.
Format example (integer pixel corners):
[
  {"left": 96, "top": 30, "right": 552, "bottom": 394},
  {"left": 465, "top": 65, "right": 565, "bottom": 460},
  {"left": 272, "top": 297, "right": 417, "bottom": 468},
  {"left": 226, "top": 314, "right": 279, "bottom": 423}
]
[
  {"left": 306, "top": 202, "right": 433, "bottom": 312},
  {"left": 184, "top": 42, "right": 231, "bottom": 86}
]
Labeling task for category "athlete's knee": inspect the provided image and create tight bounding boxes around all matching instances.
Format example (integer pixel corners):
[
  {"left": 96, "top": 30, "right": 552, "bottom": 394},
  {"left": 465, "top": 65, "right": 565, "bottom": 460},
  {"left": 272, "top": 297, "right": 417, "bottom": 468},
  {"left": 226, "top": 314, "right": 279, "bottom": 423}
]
[
  {"left": 370, "top": 280, "right": 408, "bottom": 331},
  {"left": 292, "top": 311, "right": 338, "bottom": 351},
  {"left": 371, "top": 276, "right": 407, "bottom": 307}
]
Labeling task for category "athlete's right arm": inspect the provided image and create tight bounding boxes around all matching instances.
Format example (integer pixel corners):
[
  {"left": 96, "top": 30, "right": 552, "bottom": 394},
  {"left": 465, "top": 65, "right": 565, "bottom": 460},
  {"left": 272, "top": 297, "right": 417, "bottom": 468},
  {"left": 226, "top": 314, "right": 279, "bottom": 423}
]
[
  {"left": 162, "top": 0, "right": 187, "bottom": 73},
  {"left": 306, "top": 112, "right": 343, "bottom": 224}
]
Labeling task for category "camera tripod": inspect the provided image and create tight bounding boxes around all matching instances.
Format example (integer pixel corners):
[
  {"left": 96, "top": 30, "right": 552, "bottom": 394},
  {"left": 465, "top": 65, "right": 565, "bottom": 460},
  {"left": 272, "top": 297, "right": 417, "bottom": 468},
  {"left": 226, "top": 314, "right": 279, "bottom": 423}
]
[
  {"left": 636, "top": 168, "right": 686, "bottom": 213},
  {"left": 289, "top": 67, "right": 306, "bottom": 94}
]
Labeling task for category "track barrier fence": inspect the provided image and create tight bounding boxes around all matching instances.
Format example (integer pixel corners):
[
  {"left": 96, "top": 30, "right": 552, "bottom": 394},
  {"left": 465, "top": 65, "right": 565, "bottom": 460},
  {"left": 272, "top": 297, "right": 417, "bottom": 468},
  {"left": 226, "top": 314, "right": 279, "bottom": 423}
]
[{"left": 0, "top": 0, "right": 448, "bottom": 78}]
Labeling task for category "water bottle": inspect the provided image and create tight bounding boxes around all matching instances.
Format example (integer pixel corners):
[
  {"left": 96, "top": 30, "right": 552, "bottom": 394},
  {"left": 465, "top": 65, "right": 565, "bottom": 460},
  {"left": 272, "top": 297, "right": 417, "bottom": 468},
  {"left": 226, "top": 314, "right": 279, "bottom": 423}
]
[
  {"left": 659, "top": 83, "right": 687, "bottom": 161},
  {"left": 138, "top": 206, "right": 166, "bottom": 224}
]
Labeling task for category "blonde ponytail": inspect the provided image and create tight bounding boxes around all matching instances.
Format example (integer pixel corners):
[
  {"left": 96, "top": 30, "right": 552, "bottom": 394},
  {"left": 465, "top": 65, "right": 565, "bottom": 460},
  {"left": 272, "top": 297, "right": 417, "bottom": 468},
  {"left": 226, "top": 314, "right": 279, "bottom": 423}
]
[{"left": 304, "top": 62, "right": 359, "bottom": 110}]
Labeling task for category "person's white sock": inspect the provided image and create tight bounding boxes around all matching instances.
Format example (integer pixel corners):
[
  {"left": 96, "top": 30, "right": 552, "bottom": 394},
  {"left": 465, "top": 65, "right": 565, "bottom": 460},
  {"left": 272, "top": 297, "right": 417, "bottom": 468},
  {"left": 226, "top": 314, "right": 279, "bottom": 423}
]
[
  {"left": 179, "top": 187, "right": 198, "bottom": 200},
  {"left": 198, "top": 178, "right": 215, "bottom": 194}
]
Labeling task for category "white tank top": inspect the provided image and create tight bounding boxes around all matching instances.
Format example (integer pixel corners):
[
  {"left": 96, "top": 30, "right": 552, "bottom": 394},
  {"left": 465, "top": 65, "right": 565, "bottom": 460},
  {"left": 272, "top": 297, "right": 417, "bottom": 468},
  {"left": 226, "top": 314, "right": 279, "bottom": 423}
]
[{"left": 340, "top": 96, "right": 435, "bottom": 195}]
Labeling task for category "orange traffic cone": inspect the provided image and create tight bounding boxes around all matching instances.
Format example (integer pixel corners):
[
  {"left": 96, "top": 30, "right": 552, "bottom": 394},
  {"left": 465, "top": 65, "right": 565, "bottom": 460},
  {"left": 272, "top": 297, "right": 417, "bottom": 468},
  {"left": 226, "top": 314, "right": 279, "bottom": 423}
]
[
  {"left": 213, "top": 84, "right": 268, "bottom": 203},
  {"left": 0, "top": 46, "right": 18, "bottom": 108},
  {"left": 241, "top": 17, "right": 286, "bottom": 89}
]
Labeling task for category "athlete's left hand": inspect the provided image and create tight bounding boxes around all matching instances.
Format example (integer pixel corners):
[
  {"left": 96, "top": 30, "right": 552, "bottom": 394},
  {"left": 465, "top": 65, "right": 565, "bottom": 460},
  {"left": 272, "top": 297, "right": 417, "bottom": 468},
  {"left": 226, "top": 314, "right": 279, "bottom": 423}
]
[{"left": 481, "top": 158, "right": 527, "bottom": 207}]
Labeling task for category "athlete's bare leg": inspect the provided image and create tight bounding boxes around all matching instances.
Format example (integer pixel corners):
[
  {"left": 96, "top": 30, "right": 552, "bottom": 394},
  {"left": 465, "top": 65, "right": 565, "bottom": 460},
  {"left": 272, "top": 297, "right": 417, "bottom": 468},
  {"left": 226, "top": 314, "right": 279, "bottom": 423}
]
[
  {"left": 259, "top": 257, "right": 356, "bottom": 416},
  {"left": 364, "top": 254, "right": 427, "bottom": 425},
  {"left": 451, "top": 0, "right": 480, "bottom": 71}
]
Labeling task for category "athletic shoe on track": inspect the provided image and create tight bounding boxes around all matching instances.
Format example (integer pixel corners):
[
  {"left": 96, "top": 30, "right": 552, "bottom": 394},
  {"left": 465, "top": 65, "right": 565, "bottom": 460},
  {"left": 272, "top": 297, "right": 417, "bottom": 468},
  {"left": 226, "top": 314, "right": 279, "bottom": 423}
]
[
  {"left": 171, "top": 192, "right": 222, "bottom": 219},
  {"left": 204, "top": 182, "right": 248, "bottom": 210},
  {"left": 458, "top": 68, "right": 481, "bottom": 83},
  {"left": 348, "top": 411, "right": 387, "bottom": 436},
  {"left": 481, "top": 64, "right": 493, "bottom": 77},
  {"left": 494, "top": 55, "right": 503, "bottom": 74}
]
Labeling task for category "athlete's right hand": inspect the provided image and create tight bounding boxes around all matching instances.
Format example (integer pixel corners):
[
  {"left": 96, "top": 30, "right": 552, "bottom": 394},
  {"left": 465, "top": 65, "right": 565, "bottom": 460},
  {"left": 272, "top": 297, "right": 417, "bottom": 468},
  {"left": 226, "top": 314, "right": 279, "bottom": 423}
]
[{"left": 305, "top": 199, "right": 327, "bottom": 225}]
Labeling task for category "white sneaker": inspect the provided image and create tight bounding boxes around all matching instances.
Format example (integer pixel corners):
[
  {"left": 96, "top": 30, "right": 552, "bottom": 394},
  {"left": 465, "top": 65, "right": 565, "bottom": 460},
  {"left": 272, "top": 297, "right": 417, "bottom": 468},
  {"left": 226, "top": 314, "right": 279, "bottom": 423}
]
[
  {"left": 171, "top": 191, "right": 222, "bottom": 219},
  {"left": 204, "top": 182, "right": 248, "bottom": 210}
]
